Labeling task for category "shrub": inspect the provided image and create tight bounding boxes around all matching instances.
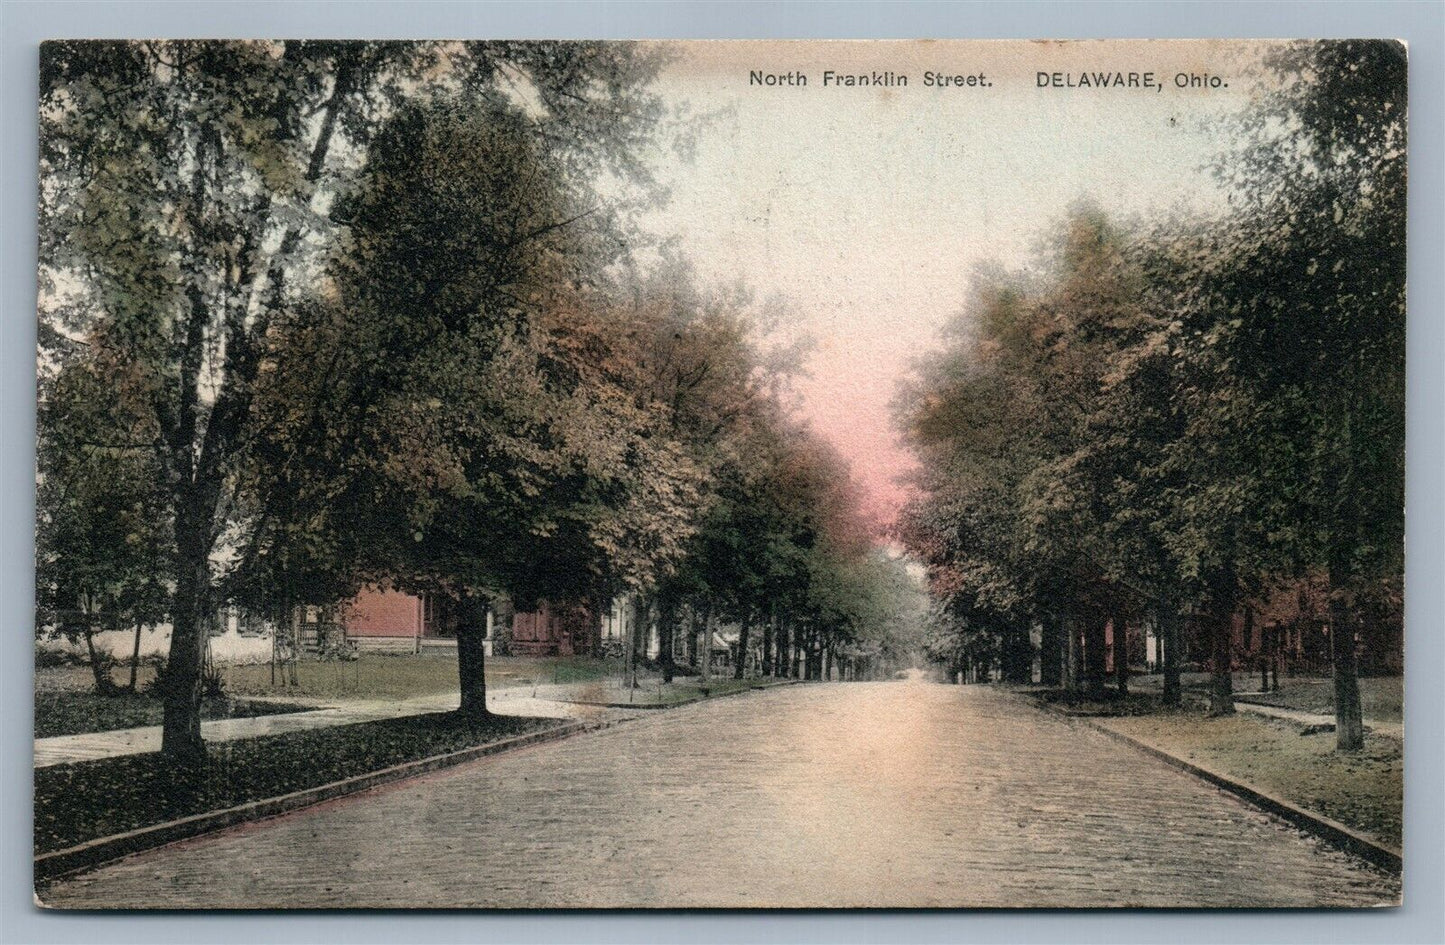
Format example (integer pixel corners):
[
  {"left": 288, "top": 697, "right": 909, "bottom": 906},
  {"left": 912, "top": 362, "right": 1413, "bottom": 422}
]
[
  {"left": 317, "top": 636, "right": 359, "bottom": 662},
  {"left": 34, "top": 646, "right": 80, "bottom": 669}
]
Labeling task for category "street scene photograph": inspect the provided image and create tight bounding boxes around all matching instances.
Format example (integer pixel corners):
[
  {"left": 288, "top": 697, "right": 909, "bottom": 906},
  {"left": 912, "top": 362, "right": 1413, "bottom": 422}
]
[{"left": 32, "top": 38, "right": 1404, "bottom": 909}]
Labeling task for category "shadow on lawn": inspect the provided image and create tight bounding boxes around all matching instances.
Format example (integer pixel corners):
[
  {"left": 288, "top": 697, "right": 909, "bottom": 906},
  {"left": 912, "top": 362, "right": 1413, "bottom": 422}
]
[{"left": 35, "top": 710, "right": 558, "bottom": 855}]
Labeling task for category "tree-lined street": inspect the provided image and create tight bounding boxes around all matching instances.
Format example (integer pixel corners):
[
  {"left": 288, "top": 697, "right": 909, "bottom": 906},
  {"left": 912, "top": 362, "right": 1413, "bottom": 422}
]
[
  {"left": 32, "top": 38, "right": 1407, "bottom": 911},
  {"left": 38, "top": 680, "right": 1398, "bottom": 909}
]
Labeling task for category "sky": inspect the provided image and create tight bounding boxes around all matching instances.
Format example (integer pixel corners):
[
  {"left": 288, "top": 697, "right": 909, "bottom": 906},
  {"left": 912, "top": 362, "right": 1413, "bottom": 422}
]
[{"left": 638, "top": 40, "right": 1278, "bottom": 530}]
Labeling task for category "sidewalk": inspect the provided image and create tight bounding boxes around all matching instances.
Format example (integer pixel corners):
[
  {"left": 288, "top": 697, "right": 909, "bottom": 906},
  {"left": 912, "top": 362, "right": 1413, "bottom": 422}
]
[
  {"left": 1128, "top": 673, "right": 1402, "bottom": 740},
  {"left": 1232, "top": 694, "right": 1402, "bottom": 740},
  {"left": 33, "top": 687, "right": 628, "bottom": 768}
]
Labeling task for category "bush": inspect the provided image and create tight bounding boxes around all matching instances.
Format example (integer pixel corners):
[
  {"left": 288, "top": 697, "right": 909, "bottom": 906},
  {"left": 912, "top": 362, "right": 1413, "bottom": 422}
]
[
  {"left": 34, "top": 646, "right": 81, "bottom": 669},
  {"left": 317, "top": 636, "right": 359, "bottom": 662}
]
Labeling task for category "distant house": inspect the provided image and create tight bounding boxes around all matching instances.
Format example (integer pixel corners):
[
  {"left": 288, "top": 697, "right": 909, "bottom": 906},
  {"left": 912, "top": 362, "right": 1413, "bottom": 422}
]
[
  {"left": 510, "top": 600, "right": 591, "bottom": 656},
  {"left": 1233, "top": 576, "right": 1401, "bottom": 677},
  {"left": 338, "top": 587, "right": 482, "bottom": 655},
  {"left": 1127, "top": 574, "right": 1402, "bottom": 679},
  {"left": 337, "top": 587, "right": 641, "bottom": 659},
  {"left": 509, "top": 596, "right": 637, "bottom": 657}
]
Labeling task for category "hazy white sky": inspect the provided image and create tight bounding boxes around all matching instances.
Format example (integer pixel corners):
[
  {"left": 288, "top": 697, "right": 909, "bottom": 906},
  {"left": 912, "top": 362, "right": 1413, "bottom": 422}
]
[{"left": 639, "top": 40, "right": 1279, "bottom": 527}]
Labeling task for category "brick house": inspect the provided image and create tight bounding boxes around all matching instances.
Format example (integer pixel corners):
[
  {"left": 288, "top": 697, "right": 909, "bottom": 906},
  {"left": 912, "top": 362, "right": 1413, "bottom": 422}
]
[
  {"left": 338, "top": 587, "right": 638, "bottom": 659},
  {"left": 1104, "top": 574, "right": 1401, "bottom": 680},
  {"left": 339, "top": 586, "right": 485, "bottom": 654}
]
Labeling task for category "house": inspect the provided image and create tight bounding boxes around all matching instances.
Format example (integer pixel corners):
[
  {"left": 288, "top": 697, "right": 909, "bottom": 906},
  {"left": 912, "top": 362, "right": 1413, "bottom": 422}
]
[
  {"left": 1127, "top": 574, "right": 1403, "bottom": 680},
  {"left": 510, "top": 600, "right": 594, "bottom": 656},
  {"left": 1231, "top": 576, "right": 1401, "bottom": 677},
  {"left": 338, "top": 587, "right": 633, "bottom": 659},
  {"left": 338, "top": 587, "right": 485, "bottom": 655},
  {"left": 509, "top": 595, "right": 647, "bottom": 657}
]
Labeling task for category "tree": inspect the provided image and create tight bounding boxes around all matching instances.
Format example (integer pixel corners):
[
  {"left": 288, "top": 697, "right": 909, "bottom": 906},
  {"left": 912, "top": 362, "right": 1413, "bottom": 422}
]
[
  {"left": 620, "top": 265, "right": 798, "bottom": 676},
  {"left": 899, "top": 216, "right": 1150, "bottom": 696},
  {"left": 36, "top": 344, "right": 172, "bottom": 693},
  {"left": 39, "top": 40, "right": 673, "bottom": 758},
  {"left": 250, "top": 97, "right": 700, "bottom": 718},
  {"left": 1207, "top": 41, "right": 1406, "bottom": 748},
  {"left": 897, "top": 272, "right": 1039, "bottom": 687}
]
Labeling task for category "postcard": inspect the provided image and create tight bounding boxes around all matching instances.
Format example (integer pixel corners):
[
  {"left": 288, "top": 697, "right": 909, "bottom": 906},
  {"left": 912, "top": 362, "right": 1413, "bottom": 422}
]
[{"left": 34, "top": 38, "right": 1404, "bottom": 909}]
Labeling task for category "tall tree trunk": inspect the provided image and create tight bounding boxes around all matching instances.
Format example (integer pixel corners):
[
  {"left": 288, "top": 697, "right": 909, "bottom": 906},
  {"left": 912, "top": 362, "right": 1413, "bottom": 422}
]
[
  {"left": 735, "top": 615, "right": 751, "bottom": 679},
  {"left": 762, "top": 613, "right": 775, "bottom": 677},
  {"left": 659, "top": 598, "right": 676, "bottom": 684},
  {"left": 161, "top": 510, "right": 211, "bottom": 762},
  {"left": 128, "top": 623, "right": 143, "bottom": 692},
  {"left": 1328, "top": 562, "right": 1365, "bottom": 751},
  {"left": 1113, "top": 613, "right": 1129, "bottom": 696},
  {"left": 1003, "top": 625, "right": 1032, "bottom": 684},
  {"left": 685, "top": 607, "right": 698, "bottom": 669},
  {"left": 1159, "top": 607, "right": 1183, "bottom": 707},
  {"left": 824, "top": 641, "right": 835, "bottom": 681},
  {"left": 1039, "top": 615, "right": 1062, "bottom": 687},
  {"left": 779, "top": 620, "right": 790, "bottom": 678},
  {"left": 83, "top": 628, "right": 110, "bottom": 695},
  {"left": 456, "top": 593, "right": 491, "bottom": 719},
  {"left": 631, "top": 595, "right": 649, "bottom": 667},
  {"left": 1208, "top": 585, "right": 1237, "bottom": 716},
  {"left": 625, "top": 595, "right": 641, "bottom": 689},
  {"left": 779, "top": 620, "right": 792, "bottom": 678},
  {"left": 1064, "top": 615, "right": 1081, "bottom": 693},
  {"left": 1084, "top": 618, "right": 1108, "bottom": 699},
  {"left": 700, "top": 608, "right": 714, "bottom": 682}
]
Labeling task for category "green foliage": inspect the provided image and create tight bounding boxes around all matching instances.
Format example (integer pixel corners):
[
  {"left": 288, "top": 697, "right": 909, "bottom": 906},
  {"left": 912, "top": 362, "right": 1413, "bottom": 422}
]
[
  {"left": 898, "top": 42, "right": 1405, "bottom": 694},
  {"left": 38, "top": 40, "right": 685, "bottom": 753},
  {"left": 243, "top": 97, "right": 706, "bottom": 615},
  {"left": 35, "top": 348, "right": 172, "bottom": 642}
]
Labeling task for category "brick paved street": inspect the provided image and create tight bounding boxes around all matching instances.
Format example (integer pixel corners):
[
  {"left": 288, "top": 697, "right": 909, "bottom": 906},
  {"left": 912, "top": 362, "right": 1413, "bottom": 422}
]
[{"left": 37, "top": 680, "right": 1400, "bottom": 908}]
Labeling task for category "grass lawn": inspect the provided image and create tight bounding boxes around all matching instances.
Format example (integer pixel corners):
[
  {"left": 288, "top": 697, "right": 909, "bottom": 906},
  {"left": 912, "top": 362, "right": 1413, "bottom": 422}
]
[
  {"left": 38, "top": 654, "right": 630, "bottom": 706},
  {"left": 1029, "top": 688, "right": 1166, "bottom": 717},
  {"left": 221, "top": 653, "right": 626, "bottom": 700},
  {"left": 34, "top": 691, "right": 310, "bottom": 739},
  {"left": 34, "top": 710, "right": 559, "bottom": 855},
  {"left": 1130, "top": 672, "right": 1403, "bottom": 723},
  {"left": 1237, "top": 677, "right": 1403, "bottom": 724},
  {"left": 1097, "top": 710, "right": 1402, "bottom": 847}
]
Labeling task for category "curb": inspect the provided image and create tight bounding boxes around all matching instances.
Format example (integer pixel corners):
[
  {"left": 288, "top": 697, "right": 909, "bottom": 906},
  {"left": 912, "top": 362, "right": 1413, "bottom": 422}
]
[
  {"left": 34, "top": 718, "right": 612, "bottom": 886},
  {"left": 1025, "top": 696, "right": 1402, "bottom": 874}
]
